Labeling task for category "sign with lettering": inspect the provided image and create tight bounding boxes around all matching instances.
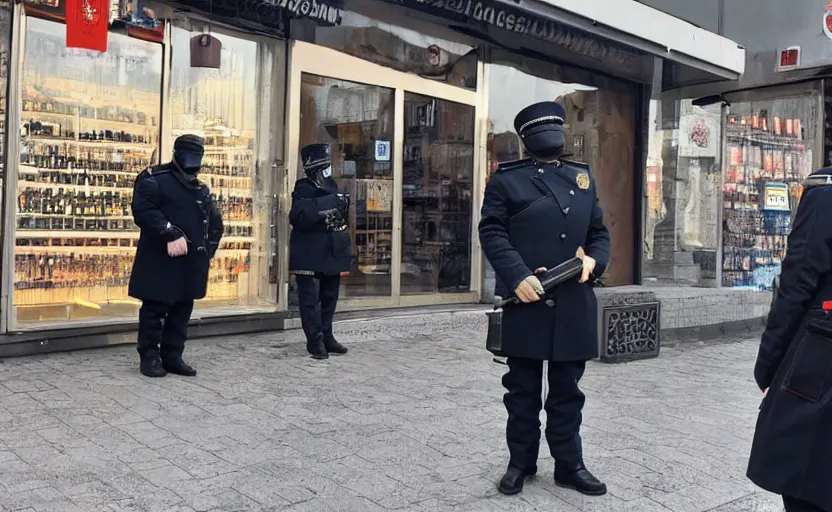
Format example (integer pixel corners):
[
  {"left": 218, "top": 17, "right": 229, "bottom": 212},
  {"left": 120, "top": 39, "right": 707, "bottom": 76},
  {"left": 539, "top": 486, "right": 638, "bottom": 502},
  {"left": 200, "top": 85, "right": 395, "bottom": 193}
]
[
  {"left": 188, "top": 0, "right": 341, "bottom": 36},
  {"left": 763, "top": 182, "right": 790, "bottom": 211},
  {"left": 24, "top": 0, "right": 342, "bottom": 41},
  {"left": 386, "top": 0, "right": 640, "bottom": 69}
]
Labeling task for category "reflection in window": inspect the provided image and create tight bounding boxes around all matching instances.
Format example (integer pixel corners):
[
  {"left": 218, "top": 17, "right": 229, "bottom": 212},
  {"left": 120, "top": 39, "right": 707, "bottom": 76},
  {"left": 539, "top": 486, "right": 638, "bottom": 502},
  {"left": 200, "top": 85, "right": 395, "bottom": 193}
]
[
  {"left": 401, "top": 93, "right": 474, "bottom": 294},
  {"left": 487, "top": 56, "right": 637, "bottom": 285},
  {"left": 169, "top": 26, "right": 274, "bottom": 308},
  {"left": 15, "top": 17, "right": 162, "bottom": 326},
  {"left": 299, "top": 74, "right": 395, "bottom": 297},
  {"left": 0, "top": 4, "right": 10, "bottom": 289},
  {"left": 643, "top": 99, "right": 722, "bottom": 287},
  {"left": 296, "top": 2, "right": 478, "bottom": 90},
  {"left": 721, "top": 96, "right": 817, "bottom": 289}
]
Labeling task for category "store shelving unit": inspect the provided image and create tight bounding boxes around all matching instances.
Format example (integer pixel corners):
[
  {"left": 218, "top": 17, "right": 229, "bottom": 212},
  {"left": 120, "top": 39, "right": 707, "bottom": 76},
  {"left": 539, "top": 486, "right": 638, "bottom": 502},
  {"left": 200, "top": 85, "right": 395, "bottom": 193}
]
[
  {"left": 722, "top": 112, "right": 812, "bottom": 289},
  {"left": 14, "top": 96, "right": 256, "bottom": 322}
]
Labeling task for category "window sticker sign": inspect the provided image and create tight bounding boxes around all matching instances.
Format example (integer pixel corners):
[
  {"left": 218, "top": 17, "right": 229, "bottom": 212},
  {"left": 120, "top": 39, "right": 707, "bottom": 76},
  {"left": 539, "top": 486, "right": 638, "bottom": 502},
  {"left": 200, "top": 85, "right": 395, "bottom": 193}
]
[
  {"left": 374, "top": 140, "right": 391, "bottom": 162},
  {"left": 763, "top": 182, "right": 790, "bottom": 211}
]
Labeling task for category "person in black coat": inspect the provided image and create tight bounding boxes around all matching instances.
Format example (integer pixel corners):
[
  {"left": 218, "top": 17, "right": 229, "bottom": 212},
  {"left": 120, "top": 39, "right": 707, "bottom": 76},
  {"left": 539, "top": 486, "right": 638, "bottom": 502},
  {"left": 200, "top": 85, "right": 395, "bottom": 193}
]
[
  {"left": 479, "top": 101, "right": 610, "bottom": 497},
  {"left": 128, "top": 134, "right": 223, "bottom": 378},
  {"left": 289, "top": 143, "right": 351, "bottom": 360},
  {"left": 748, "top": 169, "right": 832, "bottom": 512}
]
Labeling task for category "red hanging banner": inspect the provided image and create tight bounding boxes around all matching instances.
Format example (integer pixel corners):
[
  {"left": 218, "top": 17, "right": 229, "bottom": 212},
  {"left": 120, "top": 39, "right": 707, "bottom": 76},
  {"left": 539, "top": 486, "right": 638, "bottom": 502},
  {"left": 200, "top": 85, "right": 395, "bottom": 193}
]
[{"left": 65, "top": 0, "right": 108, "bottom": 53}]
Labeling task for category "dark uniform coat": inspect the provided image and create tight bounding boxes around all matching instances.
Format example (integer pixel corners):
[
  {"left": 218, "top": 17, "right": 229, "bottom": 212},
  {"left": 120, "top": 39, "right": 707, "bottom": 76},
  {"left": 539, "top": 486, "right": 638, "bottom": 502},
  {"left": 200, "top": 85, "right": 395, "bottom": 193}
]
[
  {"left": 289, "top": 177, "right": 351, "bottom": 276},
  {"left": 479, "top": 158, "right": 610, "bottom": 362},
  {"left": 748, "top": 173, "right": 832, "bottom": 511},
  {"left": 128, "top": 164, "right": 223, "bottom": 304}
]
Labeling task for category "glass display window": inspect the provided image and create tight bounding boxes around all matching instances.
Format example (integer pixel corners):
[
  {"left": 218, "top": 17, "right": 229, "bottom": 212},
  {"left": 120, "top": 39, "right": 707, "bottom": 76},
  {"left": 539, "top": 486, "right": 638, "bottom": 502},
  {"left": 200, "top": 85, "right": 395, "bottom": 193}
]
[
  {"left": 642, "top": 99, "right": 722, "bottom": 286},
  {"left": 486, "top": 50, "right": 638, "bottom": 285},
  {"left": 0, "top": 2, "right": 11, "bottom": 323},
  {"left": 722, "top": 94, "right": 819, "bottom": 290},
  {"left": 168, "top": 24, "right": 281, "bottom": 311},
  {"left": 14, "top": 17, "right": 163, "bottom": 326},
  {"left": 10, "top": 15, "right": 284, "bottom": 329},
  {"left": 298, "top": 73, "right": 395, "bottom": 298},
  {"left": 401, "top": 92, "right": 474, "bottom": 294}
]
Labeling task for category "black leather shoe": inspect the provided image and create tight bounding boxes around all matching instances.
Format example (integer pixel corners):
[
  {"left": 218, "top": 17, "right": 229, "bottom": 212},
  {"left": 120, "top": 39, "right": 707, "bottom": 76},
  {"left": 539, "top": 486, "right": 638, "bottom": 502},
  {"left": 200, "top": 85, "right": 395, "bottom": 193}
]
[
  {"left": 555, "top": 462, "right": 607, "bottom": 496},
  {"left": 307, "top": 335, "right": 329, "bottom": 360},
  {"left": 162, "top": 358, "right": 197, "bottom": 377},
  {"left": 140, "top": 357, "right": 167, "bottom": 378},
  {"left": 497, "top": 466, "right": 536, "bottom": 495},
  {"left": 324, "top": 336, "right": 348, "bottom": 355}
]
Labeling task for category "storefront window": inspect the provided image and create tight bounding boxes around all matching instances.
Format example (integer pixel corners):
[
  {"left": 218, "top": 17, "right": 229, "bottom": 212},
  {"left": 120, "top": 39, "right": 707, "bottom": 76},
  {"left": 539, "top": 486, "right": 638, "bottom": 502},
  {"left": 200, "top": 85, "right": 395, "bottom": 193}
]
[
  {"left": 169, "top": 25, "right": 278, "bottom": 310},
  {"left": 0, "top": 2, "right": 10, "bottom": 270},
  {"left": 298, "top": 74, "right": 395, "bottom": 297},
  {"left": 15, "top": 17, "right": 162, "bottom": 326},
  {"left": 401, "top": 93, "right": 474, "bottom": 294},
  {"left": 486, "top": 50, "right": 637, "bottom": 287},
  {"left": 722, "top": 95, "right": 818, "bottom": 289},
  {"left": 642, "top": 99, "right": 722, "bottom": 286}
]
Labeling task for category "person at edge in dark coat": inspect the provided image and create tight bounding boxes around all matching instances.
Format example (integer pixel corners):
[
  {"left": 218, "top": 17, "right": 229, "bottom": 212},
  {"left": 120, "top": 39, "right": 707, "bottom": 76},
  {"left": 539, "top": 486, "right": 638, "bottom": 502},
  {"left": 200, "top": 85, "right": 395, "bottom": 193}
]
[
  {"left": 128, "top": 134, "right": 223, "bottom": 378},
  {"left": 289, "top": 143, "right": 351, "bottom": 360},
  {"left": 748, "top": 169, "right": 832, "bottom": 512},
  {"left": 479, "top": 101, "right": 611, "bottom": 497}
]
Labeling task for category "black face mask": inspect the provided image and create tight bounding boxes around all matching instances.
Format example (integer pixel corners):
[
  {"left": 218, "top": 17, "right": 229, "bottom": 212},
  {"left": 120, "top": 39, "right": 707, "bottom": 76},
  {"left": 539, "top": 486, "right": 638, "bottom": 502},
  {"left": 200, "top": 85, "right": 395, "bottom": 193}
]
[
  {"left": 521, "top": 123, "right": 566, "bottom": 161},
  {"left": 305, "top": 165, "right": 332, "bottom": 188},
  {"left": 174, "top": 148, "right": 204, "bottom": 174}
]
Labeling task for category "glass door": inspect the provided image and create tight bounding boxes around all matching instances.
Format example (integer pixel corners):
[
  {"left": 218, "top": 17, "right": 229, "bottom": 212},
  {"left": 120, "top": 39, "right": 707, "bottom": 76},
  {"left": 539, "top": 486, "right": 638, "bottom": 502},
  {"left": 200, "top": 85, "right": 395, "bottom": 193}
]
[
  {"left": 401, "top": 93, "right": 474, "bottom": 294},
  {"left": 286, "top": 41, "right": 480, "bottom": 308}
]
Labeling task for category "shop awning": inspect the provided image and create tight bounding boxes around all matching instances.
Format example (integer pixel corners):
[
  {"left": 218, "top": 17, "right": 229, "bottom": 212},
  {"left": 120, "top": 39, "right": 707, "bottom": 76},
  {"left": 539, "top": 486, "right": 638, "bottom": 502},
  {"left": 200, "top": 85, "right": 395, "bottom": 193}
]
[
  {"left": 518, "top": 0, "right": 745, "bottom": 83},
  {"left": 390, "top": 0, "right": 744, "bottom": 87}
]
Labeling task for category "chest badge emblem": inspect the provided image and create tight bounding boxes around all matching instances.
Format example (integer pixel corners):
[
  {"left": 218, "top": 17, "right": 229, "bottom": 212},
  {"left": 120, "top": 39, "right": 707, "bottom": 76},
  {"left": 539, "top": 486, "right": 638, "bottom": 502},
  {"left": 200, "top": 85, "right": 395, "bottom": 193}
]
[{"left": 576, "top": 172, "right": 590, "bottom": 190}]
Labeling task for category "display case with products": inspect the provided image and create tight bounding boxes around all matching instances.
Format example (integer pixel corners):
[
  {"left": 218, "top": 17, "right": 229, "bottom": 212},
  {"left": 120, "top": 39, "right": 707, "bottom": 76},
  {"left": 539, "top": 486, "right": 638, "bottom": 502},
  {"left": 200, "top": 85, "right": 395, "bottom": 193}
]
[
  {"left": 12, "top": 18, "right": 273, "bottom": 325},
  {"left": 722, "top": 96, "right": 817, "bottom": 290},
  {"left": 14, "top": 20, "right": 164, "bottom": 323}
]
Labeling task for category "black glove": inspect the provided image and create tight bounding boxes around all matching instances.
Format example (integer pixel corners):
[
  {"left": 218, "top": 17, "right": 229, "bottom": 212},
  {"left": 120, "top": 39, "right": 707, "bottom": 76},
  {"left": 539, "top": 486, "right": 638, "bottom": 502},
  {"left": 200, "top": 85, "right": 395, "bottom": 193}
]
[
  {"left": 159, "top": 223, "right": 186, "bottom": 242},
  {"left": 319, "top": 208, "right": 347, "bottom": 232}
]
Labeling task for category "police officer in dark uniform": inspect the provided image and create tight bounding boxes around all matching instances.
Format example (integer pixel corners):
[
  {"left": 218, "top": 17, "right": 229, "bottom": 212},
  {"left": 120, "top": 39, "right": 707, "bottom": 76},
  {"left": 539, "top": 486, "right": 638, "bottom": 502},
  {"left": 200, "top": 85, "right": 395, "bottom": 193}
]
[
  {"left": 129, "top": 134, "right": 223, "bottom": 378},
  {"left": 289, "top": 143, "right": 351, "bottom": 360},
  {"left": 748, "top": 170, "right": 832, "bottom": 512},
  {"left": 479, "top": 102, "right": 610, "bottom": 496}
]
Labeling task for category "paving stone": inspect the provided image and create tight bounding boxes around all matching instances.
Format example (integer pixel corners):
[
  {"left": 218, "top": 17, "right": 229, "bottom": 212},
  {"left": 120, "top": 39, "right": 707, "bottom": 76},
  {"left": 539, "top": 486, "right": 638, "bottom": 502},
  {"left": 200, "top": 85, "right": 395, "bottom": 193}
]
[{"left": 0, "top": 313, "right": 778, "bottom": 511}]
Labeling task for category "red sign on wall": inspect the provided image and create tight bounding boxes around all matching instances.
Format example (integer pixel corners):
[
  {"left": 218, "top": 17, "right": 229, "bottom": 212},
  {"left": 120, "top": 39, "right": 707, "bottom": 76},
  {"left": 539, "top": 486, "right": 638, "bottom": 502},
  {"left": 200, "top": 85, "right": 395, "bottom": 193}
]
[{"left": 66, "top": 0, "right": 108, "bottom": 52}]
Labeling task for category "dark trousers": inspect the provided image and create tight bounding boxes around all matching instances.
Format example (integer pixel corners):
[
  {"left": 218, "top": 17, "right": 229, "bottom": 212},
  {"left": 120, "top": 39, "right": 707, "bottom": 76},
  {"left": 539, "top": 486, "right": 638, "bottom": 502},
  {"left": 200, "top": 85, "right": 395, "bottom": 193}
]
[
  {"left": 137, "top": 300, "right": 195, "bottom": 361},
  {"left": 503, "top": 357, "right": 586, "bottom": 472},
  {"left": 784, "top": 496, "right": 826, "bottom": 512},
  {"left": 296, "top": 274, "right": 341, "bottom": 343}
]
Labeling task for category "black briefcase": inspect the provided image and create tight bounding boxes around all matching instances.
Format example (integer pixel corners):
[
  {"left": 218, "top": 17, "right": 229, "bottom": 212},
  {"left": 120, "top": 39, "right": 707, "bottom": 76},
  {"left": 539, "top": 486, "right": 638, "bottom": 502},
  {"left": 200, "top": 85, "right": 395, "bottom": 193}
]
[{"left": 485, "top": 257, "right": 584, "bottom": 357}]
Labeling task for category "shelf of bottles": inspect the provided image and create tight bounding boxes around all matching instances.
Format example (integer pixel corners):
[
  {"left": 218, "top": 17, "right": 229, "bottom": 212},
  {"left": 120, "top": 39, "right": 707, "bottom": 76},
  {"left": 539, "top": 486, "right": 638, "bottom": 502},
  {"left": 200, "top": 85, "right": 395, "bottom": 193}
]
[
  {"left": 722, "top": 107, "right": 814, "bottom": 289},
  {"left": 14, "top": 97, "right": 256, "bottom": 312}
]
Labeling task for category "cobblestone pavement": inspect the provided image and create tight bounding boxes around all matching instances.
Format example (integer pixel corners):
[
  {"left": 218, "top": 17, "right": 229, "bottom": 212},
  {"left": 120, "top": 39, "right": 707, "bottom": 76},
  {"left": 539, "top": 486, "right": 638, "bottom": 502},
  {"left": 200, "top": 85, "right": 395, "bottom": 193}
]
[{"left": 0, "top": 311, "right": 783, "bottom": 512}]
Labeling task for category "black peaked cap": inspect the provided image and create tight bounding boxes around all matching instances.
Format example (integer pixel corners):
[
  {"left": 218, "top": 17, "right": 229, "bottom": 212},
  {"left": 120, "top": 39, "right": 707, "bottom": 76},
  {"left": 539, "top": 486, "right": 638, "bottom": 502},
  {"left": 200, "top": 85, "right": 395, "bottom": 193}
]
[
  {"left": 513, "top": 101, "right": 566, "bottom": 136},
  {"left": 174, "top": 134, "right": 205, "bottom": 152},
  {"left": 301, "top": 143, "right": 331, "bottom": 169}
]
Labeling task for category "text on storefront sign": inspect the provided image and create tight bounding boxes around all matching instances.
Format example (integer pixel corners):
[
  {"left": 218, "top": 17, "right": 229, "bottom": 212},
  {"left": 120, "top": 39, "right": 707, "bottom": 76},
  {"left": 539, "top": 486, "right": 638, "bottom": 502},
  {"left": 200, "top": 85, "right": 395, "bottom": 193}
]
[{"left": 397, "top": 0, "right": 639, "bottom": 68}]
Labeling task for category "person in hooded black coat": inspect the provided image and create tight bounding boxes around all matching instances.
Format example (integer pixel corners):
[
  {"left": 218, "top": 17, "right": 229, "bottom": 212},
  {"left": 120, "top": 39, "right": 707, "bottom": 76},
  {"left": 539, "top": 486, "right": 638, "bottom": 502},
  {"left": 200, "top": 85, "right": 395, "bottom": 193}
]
[
  {"left": 479, "top": 101, "right": 610, "bottom": 498},
  {"left": 128, "top": 134, "right": 223, "bottom": 378},
  {"left": 289, "top": 143, "right": 351, "bottom": 360},
  {"left": 748, "top": 169, "right": 832, "bottom": 512}
]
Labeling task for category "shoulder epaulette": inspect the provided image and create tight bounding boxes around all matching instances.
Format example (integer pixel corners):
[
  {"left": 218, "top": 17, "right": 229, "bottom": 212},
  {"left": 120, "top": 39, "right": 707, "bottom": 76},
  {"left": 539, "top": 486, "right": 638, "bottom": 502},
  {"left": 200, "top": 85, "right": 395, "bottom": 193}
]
[
  {"left": 560, "top": 158, "right": 590, "bottom": 169},
  {"left": 496, "top": 158, "right": 533, "bottom": 173},
  {"left": 802, "top": 174, "right": 832, "bottom": 189},
  {"left": 147, "top": 164, "right": 171, "bottom": 176}
]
